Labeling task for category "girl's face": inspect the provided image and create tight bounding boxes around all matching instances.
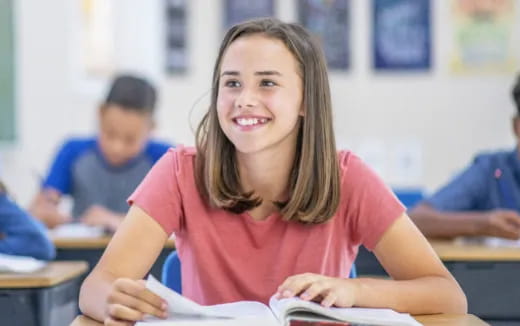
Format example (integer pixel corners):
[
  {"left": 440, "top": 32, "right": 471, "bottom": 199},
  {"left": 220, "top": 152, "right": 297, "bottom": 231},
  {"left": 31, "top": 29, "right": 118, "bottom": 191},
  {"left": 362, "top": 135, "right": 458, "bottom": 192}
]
[{"left": 217, "top": 34, "right": 303, "bottom": 156}]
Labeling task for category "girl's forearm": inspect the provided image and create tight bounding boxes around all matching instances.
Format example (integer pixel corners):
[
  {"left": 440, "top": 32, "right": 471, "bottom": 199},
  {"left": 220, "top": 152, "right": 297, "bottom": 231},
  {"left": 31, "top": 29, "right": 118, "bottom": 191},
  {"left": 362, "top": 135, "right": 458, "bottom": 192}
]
[{"left": 351, "top": 276, "right": 467, "bottom": 314}]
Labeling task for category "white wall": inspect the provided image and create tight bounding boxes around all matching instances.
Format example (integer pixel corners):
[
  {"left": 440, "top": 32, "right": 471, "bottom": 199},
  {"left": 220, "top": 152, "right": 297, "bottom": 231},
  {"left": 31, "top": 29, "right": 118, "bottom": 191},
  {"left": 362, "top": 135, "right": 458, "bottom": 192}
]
[{"left": 1, "top": 0, "right": 519, "bottom": 206}]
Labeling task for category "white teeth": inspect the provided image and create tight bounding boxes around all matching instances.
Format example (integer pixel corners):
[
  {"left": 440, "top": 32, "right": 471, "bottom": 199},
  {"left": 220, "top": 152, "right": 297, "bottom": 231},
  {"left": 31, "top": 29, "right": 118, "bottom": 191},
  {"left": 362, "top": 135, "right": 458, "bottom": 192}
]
[{"left": 236, "top": 118, "right": 268, "bottom": 126}]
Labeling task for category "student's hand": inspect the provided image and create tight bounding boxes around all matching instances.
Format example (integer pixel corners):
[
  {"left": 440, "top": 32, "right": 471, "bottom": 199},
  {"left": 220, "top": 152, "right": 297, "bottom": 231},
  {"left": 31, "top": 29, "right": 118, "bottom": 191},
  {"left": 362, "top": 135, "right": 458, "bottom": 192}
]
[
  {"left": 105, "top": 278, "right": 168, "bottom": 325},
  {"left": 80, "top": 205, "right": 123, "bottom": 233},
  {"left": 29, "top": 190, "right": 71, "bottom": 228},
  {"left": 480, "top": 210, "right": 520, "bottom": 239},
  {"left": 276, "top": 273, "right": 358, "bottom": 308}
]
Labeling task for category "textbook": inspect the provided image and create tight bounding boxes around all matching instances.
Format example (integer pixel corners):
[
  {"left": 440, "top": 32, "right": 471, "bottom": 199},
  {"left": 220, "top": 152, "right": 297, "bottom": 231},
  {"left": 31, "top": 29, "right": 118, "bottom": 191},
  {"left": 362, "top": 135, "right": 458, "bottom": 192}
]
[{"left": 136, "top": 276, "right": 422, "bottom": 326}]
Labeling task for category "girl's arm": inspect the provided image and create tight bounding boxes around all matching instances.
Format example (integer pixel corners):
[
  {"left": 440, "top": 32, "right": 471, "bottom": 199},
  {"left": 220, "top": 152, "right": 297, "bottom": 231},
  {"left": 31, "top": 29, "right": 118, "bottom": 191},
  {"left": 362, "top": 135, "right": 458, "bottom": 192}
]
[
  {"left": 410, "top": 203, "right": 520, "bottom": 239},
  {"left": 354, "top": 213, "right": 467, "bottom": 313},
  {"left": 277, "top": 213, "right": 467, "bottom": 314},
  {"left": 79, "top": 205, "right": 169, "bottom": 323}
]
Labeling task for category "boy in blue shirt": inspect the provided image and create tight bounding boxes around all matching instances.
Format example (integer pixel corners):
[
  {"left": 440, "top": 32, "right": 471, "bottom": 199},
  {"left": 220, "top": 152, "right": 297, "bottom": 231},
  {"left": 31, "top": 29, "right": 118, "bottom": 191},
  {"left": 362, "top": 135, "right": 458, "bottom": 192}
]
[
  {"left": 29, "top": 75, "right": 171, "bottom": 233},
  {"left": 410, "top": 75, "right": 520, "bottom": 240},
  {"left": 0, "top": 181, "right": 55, "bottom": 260}
]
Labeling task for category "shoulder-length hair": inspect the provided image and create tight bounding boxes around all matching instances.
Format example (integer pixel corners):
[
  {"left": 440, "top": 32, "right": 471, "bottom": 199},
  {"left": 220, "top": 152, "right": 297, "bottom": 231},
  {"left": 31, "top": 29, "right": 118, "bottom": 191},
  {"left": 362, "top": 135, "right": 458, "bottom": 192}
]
[{"left": 195, "top": 17, "right": 339, "bottom": 224}]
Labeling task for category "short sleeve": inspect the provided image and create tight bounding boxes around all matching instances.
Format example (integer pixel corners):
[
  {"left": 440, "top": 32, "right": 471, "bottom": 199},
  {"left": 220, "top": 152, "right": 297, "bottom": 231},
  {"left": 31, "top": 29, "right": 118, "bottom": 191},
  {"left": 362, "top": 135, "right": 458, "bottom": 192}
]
[
  {"left": 42, "top": 138, "right": 93, "bottom": 194},
  {"left": 425, "top": 155, "right": 492, "bottom": 211},
  {"left": 128, "top": 149, "right": 183, "bottom": 235},
  {"left": 341, "top": 152, "right": 406, "bottom": 251}
]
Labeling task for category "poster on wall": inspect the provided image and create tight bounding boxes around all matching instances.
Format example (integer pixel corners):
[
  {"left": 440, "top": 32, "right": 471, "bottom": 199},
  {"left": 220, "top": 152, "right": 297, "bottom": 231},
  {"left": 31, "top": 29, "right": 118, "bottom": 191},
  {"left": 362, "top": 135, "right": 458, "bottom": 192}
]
[
  {"left": 165, "top": 0, "right": 188, "bottom": 73},
  {"left": 372, "top": 0, "right": 431, "bottom": 71},
  {"left": 450, "top": 0, "right": 518, "bottom": 74},
  {"left": 298, "top": 0, "right": 350, "bottom": 70},
  {"left": 223, "top": 0, "right": 274, "bottom": 30}
]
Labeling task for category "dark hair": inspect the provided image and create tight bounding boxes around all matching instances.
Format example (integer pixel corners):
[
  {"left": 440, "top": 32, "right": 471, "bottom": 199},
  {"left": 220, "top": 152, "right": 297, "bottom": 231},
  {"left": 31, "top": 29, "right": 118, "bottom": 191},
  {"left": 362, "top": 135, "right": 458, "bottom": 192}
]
[
  {"left": 513, "top": 75, "right": 520, "bottom": 115},
  {"left": 104, "top": 74, "right": 157, "bottom": 113},
  {"left": 195, "top": 18, "right": 340, "bottom": 224}
]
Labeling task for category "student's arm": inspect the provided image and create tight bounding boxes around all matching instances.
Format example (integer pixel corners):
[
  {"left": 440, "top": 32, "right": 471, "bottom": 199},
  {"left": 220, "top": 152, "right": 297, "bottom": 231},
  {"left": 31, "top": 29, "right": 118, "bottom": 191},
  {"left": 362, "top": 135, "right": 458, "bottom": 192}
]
[
  {"left": 0, "top": 195, "right": 56, "bottom": 260},
  {"left": 277, "top": 213, "right": 467, "bottom": 314},
  {"left": 409, "top": 153, "right": 520, "bottom": 239},
  {"left": 29, "top": 188, "right": 71, "bottom": 228},
  {"left": 410, "top": 203, "right": 520, "bottom": 239},
  {"left": 80, "top": 205, "right": 125, "bottom": 233},
  {"left": 79, "top": 205, "right": 169, "bottom": 323}
]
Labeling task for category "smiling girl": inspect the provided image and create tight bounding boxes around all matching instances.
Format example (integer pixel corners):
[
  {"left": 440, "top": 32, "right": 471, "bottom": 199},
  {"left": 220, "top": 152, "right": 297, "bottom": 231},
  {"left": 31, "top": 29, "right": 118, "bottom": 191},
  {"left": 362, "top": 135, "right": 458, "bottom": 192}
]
[{"left": 79, "top": 18, "right": 466, "bottom": 325}]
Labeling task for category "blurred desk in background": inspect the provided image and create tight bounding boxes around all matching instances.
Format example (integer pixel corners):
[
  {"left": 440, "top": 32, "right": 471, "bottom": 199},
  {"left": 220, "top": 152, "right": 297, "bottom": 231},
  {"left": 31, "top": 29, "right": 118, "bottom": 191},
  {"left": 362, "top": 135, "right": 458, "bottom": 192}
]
[
  {"left": 0, "top": 261, "right": 87, "bottom": 326},
  {"left": 52, "top": 235, "right": 175, "bottom": 281},
  {"left": 356, "top": 239, "right": 520, "bottom": 325}
]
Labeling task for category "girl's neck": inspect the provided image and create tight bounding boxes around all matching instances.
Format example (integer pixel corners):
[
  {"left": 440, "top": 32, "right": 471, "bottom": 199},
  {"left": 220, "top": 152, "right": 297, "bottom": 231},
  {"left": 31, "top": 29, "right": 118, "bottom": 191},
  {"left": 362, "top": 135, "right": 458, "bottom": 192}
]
[{"left": 237, "top": 146, "right": 296, "bottom": 203}]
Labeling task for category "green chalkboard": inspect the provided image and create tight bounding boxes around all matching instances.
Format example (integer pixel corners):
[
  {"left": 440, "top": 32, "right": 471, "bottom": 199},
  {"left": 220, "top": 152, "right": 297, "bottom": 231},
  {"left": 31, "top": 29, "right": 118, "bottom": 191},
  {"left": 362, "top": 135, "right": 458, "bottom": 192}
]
[{"left": 0, "top": 0, "right": 15, "bottom": 141}]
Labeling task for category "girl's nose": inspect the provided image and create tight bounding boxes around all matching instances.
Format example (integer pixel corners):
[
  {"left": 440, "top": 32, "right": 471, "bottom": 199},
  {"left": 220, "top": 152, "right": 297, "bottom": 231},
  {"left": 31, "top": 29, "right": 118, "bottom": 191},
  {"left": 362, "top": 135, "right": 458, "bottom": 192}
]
[{"left": 235, "top": 88, "right": 258, "bottom": 109}]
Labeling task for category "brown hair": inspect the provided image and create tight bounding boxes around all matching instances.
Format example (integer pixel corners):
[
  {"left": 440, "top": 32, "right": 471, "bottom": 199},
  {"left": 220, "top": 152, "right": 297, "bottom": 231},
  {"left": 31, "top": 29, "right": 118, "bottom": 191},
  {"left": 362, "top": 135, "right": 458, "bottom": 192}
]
[{"left": 195, "top": 18, "right": 339, "bottom": 224}]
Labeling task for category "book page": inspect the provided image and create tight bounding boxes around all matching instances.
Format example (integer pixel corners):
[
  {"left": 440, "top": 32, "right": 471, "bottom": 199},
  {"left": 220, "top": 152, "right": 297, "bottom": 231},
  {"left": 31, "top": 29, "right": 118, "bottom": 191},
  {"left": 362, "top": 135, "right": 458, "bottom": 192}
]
[
  {"left": 139, "top": 275, "right": 278, "bottom": 324},
  {"left": 268, "top": 295, "right": 422, "bottom": 326}
]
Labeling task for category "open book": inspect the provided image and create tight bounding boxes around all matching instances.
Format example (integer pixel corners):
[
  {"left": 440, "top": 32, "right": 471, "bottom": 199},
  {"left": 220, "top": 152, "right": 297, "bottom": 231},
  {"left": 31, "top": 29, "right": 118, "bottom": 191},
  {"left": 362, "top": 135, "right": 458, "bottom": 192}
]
[{"left": 136, "top": 276, "right": 422, "bottom": 326}]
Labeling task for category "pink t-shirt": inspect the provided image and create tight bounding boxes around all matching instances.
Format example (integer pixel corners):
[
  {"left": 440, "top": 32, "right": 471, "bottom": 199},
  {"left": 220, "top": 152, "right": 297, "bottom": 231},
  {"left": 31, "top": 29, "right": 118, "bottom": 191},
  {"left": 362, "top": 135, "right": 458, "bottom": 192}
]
[{"left": 128, "top": 146, "right": 404, "bottom": 305}]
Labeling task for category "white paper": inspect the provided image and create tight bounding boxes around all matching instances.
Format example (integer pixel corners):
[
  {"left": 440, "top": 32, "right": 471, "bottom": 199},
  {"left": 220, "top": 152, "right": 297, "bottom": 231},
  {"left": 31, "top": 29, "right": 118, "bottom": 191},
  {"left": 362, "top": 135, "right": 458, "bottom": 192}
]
[
  {"left": 269, "top": 296, "right": 422, "bottom": 326},
  {"left": 139, "top": 275, "right": 276, "bottom": 324},
  {"left": 0, "top": 253, "right": 47, "bottom": 273},
  {"left": 49, "top": 223, "right": 105, "bottom": 238}
]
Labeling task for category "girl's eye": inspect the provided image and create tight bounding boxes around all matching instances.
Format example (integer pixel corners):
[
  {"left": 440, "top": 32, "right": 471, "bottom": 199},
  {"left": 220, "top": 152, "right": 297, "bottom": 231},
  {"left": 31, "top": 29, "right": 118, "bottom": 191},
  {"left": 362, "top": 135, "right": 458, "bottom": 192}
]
[
  {"left": 261, "top": 80, "right": 276, "bottom": 87},
  {"left": 224, "top": 80, "right": 241, "bottom": 88}
]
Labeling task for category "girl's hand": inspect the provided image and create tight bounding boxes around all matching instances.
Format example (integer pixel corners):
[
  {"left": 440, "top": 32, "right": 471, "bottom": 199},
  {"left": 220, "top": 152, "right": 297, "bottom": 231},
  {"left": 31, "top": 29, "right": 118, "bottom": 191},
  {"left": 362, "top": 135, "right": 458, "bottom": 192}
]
[
  {"left": 105, "top": 278, "right": 168, "bottom": 325},
  {"left": 276, "top": 273, "right": 358, "bottom": 308}
]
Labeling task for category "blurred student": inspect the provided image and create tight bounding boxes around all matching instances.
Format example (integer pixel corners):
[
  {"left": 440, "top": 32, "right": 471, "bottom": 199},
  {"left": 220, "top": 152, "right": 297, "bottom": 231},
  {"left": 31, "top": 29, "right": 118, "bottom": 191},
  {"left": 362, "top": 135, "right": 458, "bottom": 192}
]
[
  {"left": 0, "top": 181, "right": 55, "bottom": 260},
  {"left": 29, "top": 75, "right": 171, "bottom": 233},
  {"left": 410, "top": 75, "right": 520, "bottom": 240}
]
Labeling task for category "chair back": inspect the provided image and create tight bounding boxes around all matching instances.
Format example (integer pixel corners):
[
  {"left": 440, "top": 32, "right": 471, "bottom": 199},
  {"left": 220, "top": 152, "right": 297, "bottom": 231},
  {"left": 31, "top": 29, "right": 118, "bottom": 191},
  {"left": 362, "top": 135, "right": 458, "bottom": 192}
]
[{"left": 161, "top": 251, "right": 182, "bottom": 293}]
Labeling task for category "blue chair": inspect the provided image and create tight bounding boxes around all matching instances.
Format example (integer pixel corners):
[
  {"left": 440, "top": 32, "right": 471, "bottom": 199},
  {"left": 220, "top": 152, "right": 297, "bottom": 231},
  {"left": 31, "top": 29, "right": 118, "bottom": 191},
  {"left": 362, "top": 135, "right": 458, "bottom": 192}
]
[
  {"left": 161, "top": 250, "right": 357, "bottom": 294},
  {"left": 393, "top": 188, "right": 424, "bottom": 209},
  {"left": 349, "top": 263, "right": 357, "bottom": 278},
  {"left": 162, "top": 251, "right": 182, "bottom": 293}
]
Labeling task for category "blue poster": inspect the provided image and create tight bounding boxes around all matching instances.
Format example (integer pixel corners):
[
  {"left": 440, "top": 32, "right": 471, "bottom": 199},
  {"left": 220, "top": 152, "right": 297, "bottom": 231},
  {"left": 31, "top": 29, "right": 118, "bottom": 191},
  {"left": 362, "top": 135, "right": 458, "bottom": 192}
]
[
  {"left": 372, "top": 0, "right": 431, "bottom": 70},
  {"left": 224, "top": 0, "right": 274, "bottom": 30},
  {"left": 298, "top": 0, "right": 350, "bottom": 70}
]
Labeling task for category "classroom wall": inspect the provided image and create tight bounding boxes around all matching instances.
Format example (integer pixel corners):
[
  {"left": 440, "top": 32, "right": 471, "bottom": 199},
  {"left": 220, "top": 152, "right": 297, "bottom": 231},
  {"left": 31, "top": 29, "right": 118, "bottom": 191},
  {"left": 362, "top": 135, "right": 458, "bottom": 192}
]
[{"left": 1, "top": 0, "right": 519, "bottom": 206}]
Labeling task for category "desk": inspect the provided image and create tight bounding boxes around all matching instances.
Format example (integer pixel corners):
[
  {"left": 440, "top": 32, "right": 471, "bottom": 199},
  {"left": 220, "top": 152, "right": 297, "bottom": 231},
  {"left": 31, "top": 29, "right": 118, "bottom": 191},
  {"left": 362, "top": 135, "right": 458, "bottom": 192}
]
[
  {"left": 356, "top": 241, "right": 520, "bottom": 324},
  {"left": 0, "top": 261, "right": 87, "bottom": 326},
  {"left": 53, "top": 236, "right": 175, "bottom": 280},
  {"left": 70, "top": 314, "right": 489, "bottom": 326}
]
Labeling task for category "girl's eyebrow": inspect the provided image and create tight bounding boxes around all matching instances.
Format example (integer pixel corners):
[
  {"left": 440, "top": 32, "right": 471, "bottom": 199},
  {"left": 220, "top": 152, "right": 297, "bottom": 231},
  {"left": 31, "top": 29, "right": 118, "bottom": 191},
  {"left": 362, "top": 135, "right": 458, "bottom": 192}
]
[
  {"left": 220, "top": 70, "right": 282, "bottom": 77},
  {"left": 255, "top": 70, "right": 282, "bottom": 76}
]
